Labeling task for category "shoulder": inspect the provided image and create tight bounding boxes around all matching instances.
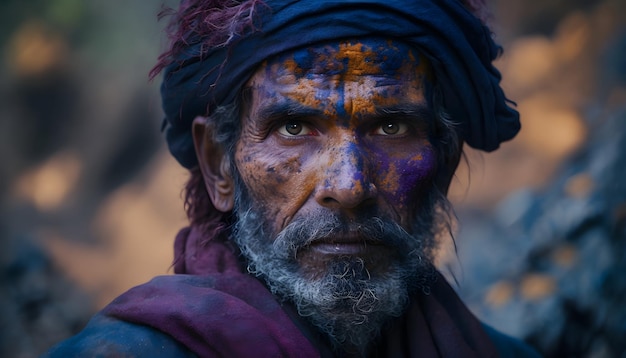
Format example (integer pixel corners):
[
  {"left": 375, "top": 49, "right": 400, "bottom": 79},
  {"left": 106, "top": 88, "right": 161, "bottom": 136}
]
[
  {"left": 482, "top": 324, "right": 543, "bottom": 358},
  {"left": 43, "top": 313, "right": 196, "bottom": 358}
]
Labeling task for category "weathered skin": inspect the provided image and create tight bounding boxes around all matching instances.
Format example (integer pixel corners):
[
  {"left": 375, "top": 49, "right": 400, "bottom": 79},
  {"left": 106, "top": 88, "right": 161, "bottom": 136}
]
[{"left": 235, "top": 38, "right": 437, "bottom": 277}]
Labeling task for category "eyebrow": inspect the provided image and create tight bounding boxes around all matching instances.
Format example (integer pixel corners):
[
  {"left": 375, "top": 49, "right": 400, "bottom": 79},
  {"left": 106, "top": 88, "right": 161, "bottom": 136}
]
[
  {"left": 255, "top": 101, "right": 323, "bottom": 125},
  {"left": 254, "top": 100, "right": 434, "bottom": 126},
  {"left": 371, "top": 103, "right": 434, "bottom": 122}
]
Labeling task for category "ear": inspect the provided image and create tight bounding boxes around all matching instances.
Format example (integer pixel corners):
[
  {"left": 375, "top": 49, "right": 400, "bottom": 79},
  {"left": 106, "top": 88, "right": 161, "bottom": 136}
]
[{"left": 192, "top": 116, "right": 235, "bottom": 212}]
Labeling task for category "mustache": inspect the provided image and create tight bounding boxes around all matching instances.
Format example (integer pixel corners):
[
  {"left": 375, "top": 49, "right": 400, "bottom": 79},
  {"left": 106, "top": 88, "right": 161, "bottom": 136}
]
[{"left": 272, "top": 212, "right": 417, "bottom": 259}]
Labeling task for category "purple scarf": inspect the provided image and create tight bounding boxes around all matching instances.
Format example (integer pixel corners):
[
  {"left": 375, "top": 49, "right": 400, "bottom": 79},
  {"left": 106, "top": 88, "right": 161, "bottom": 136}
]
[{"left": 103, "top": 227, "right": 498, "bottom": 357}]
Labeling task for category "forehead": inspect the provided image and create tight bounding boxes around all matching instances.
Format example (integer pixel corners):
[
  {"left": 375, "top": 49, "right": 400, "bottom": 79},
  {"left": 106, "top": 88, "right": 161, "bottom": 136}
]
[
  {"left": 286, "top": 38, "right": 427, "bottom": 76},
  {"left": 248, "top": 38, "right": 431, "bottom": 85},
  {"left": 245, "top": 38, "right": 432, "bottom": 119}
]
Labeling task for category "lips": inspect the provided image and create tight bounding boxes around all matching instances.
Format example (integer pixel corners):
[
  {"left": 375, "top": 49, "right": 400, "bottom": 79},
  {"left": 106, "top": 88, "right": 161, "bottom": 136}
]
[
  {"left": 311, "top": 242, "right": 368, "bottom": 255},
  {"left": 296, "top": 234, "right": 394, "bottom": 279},
  {"left": 306, "top": 234, "right": 384, "bottom": 256}
]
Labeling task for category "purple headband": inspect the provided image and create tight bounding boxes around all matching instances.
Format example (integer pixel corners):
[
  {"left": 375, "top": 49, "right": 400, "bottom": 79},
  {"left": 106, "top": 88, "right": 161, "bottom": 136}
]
[{"left": 160, "top": 0, "right": 520, "bottom": 168}]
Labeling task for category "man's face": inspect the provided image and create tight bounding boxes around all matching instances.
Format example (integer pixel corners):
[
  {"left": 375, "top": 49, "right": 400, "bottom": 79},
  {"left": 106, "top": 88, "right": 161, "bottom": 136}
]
[
  {"left": 231, "top": 38, "right": 442, "bottom": 348},
  {"left": 236, "top": 38, "right": 437, "bottom": 271}
]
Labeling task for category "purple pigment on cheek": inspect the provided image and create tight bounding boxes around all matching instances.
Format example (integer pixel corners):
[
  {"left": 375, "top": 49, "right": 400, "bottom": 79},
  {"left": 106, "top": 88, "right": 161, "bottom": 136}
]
[
  {"left": 396, "top": 149, "right": 437, "bottom": 199},
  {"left": 371, "top": 145, "right": 436, "bottom": 204}
]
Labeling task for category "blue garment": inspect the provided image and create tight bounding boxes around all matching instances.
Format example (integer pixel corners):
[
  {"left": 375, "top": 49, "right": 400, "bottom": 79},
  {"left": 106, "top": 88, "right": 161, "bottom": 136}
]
[
  {"left": 160, "top": 0, "right": 520, "bottom": 168},
  {"left": 483, "top": 324, "right": 543, "bottom": 358},
  {"left": 44, "top": 307, "right": 541, "bottom": 357},
  {"left": 43, "top": 314, "right": 195, "bottom": 357}
]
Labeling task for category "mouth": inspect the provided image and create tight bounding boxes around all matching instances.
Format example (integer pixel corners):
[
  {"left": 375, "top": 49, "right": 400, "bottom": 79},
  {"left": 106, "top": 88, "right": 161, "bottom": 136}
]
[
  {"left": 306, "top": 234, "right": 385, "bottom": 256},
  {"left": 296, "top": 235, "right": 394, "bottom": 279},
  {"left": 310, "top": 242, "right": 368, "bottom": 255}
]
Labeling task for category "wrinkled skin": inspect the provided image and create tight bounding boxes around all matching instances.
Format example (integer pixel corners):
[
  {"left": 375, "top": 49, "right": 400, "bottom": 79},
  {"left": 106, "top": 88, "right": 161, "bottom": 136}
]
[{"left": 235, "top": 38, "right": 438, "bottom": 279}]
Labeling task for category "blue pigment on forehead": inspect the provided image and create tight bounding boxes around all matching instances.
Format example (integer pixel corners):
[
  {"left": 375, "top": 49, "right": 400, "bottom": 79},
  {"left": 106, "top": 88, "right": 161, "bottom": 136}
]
[
  {"left": 292, "top": 49, "right": 313, "bottom": 73},
  {"left": 335, "top": 80, "right": 348, "bottom": 119},
  {"left": 375, "top": 44, "right": 414, "bottom": 75},
  {"left": 284, "top": 38, "right": 420, "bottom": 78},
  {"left": 274, "top": 39, "right": 432, "bottom": 123}
]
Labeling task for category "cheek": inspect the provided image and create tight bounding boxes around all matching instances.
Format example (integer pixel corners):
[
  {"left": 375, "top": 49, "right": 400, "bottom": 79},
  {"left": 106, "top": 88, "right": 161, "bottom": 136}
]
[
  {"left": 237, "top": 145, "right": 295, "bottom": 198},
  {"left": 235, "top": 140, "right": 315, "bottom": 222},
  {"left": 372, "top": 145, "right": 437, "bottom": 207}
]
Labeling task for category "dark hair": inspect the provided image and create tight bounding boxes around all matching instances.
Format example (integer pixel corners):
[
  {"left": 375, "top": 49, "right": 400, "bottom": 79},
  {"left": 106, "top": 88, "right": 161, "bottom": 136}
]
[{"left": 150, "top": 0, "right": 264, "bottom": 80}]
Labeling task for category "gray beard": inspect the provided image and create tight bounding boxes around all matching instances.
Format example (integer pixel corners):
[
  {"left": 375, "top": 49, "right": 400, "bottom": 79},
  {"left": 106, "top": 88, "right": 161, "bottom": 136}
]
[{"left": 231, "top": 184, "right": 443, "bottom": 354}]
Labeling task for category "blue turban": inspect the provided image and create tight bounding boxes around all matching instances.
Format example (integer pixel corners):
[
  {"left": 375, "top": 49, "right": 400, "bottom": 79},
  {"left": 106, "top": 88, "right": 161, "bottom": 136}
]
[{"left": 161, "top": 0, "right": 520, "bottom": 168}]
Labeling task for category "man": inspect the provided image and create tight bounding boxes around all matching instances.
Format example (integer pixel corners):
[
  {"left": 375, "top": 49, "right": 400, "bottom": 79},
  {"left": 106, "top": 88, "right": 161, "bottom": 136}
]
[{"left": 46, "top": 0, "right": 540, "bottom": 356}]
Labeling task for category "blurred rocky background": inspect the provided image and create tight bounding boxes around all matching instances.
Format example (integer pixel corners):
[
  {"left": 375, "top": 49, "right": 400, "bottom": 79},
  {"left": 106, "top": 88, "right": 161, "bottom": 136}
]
[
  {"left": 0, "top": 1, "right": 184, "bottom": 356},
  {"left": 0, "top": 0, "right": 624, "bottom": 357}
]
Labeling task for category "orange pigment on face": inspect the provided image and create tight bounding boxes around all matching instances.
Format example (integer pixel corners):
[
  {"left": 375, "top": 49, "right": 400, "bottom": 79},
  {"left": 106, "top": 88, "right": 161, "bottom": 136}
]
[{"left": 237, "top": 38, "right": 436, "bottom": 235}]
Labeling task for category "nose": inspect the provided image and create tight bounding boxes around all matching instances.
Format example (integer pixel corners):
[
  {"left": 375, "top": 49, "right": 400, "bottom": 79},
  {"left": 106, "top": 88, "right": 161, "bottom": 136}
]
[{"left": 315, "top": 140, "right": 377, "bottom": 210}]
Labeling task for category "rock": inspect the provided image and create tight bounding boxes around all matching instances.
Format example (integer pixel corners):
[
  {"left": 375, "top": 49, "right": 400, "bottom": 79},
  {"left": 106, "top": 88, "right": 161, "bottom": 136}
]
[
  {"left": 454, "top": 111, "right": 626, "bottom": 357},
  {"left": 0, "top": 235, "right": 93, "bottom": 357}
]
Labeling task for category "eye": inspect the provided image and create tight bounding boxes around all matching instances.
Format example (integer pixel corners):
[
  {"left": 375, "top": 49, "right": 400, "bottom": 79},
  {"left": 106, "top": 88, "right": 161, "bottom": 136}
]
[
  {"left": 278, "top": 121, "right": 315, "bottom": 136},
  {"left": 374, "top": 121, "right": 409, "bottom": 136}
]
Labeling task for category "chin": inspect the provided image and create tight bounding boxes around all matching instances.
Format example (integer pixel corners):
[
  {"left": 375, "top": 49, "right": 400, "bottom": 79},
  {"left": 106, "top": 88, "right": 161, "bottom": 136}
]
[{"left": 289, "top": 254, "right": 414, "bottom": 354}]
